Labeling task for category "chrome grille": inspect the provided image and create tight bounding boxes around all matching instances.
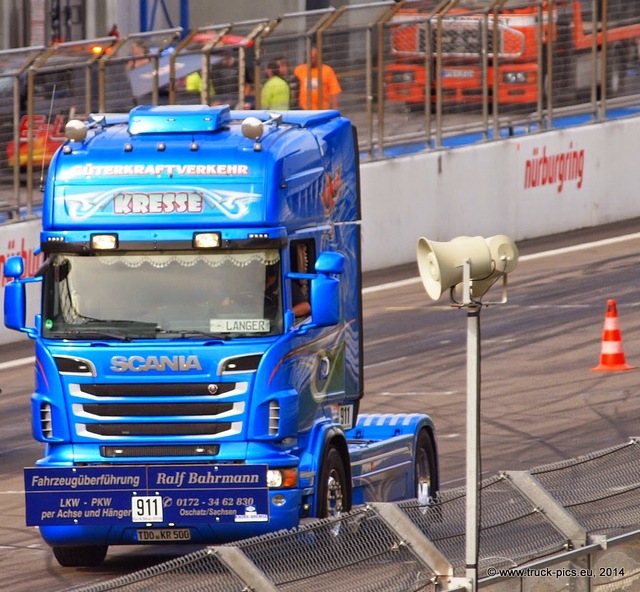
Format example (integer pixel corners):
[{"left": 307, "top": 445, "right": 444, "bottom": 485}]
[
  {"left": 40, "top": 403, "right": 53, "bottom": 438},
  {"left": 82, "top": 402, "right": 233, "bottom": 417},
  {"left": 268, "top": 400, "right": 280, "bottom": 436},
  {"left": 70, "top": 381, "right": 246, "bottom": 439},
  {"left": 101, "top": 444, "right": 219, "bottom": 457},
  {"left": 79, "top": 382, "right": 237, "bottom": 397},
  {"left": 86, "top": 422, "right": 232, "bottom": 437}
]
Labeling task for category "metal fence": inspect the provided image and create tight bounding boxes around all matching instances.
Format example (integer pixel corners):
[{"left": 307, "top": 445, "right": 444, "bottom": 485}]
[
  {"left": 1, "top": 0, "right": 640, "bottom": 221},
  {"left": 64, "top": 438, "right": 640, "bottom": 591}
]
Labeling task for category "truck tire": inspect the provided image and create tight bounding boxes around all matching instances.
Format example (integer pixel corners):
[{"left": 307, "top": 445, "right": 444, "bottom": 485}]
[
  {"left": 317, "top": 445, "right": 350, "bottom": 518},
  {"left": 52, "top": 544, "right": 108, "bottom": 567},
  {"left": 415, "top": 428, "right": 438, "bottom": 505}
]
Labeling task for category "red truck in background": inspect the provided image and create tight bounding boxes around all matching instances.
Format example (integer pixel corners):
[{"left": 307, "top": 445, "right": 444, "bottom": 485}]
[
  {"left": 4, "top": 31, "right": 250, "bottom": 171},
  {"left": 6, "top": 114, "right": 67, "bottom": 170},
  {"left": 385, "top": 0, "right": 640, "bottom": 109},
  {"left": 3, "top": 45, "right": 132, "bottom": 172}
]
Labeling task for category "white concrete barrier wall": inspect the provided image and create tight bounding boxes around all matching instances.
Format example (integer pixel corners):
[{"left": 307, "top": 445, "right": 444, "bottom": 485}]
[
  {"left": 361, "top": 116, "right": 640, "bottom": 270},
  {"left": 2, "top": 116, "right": 639, "bottom": 345}
]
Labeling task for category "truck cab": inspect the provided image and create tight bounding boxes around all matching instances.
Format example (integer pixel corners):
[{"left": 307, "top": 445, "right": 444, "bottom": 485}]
[{"left": 5, "top": 105, "right": 438, "bottom": 566}]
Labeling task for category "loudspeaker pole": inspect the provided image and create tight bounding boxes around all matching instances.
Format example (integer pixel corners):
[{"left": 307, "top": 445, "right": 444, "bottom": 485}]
[
  {"left": 415, "top": 234, "right": 519, "bottom": 592},
  {"left": 463, "top": 260, "right": 481, "bottom": 592}
]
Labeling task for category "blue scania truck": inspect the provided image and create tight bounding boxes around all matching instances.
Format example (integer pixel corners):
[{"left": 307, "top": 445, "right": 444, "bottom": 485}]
[{"left": 4, "top": 104, "right": 438, "bottom": 567}]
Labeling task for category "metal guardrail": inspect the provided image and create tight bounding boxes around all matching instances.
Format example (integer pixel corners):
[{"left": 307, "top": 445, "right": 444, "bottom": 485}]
[
  {"left": 1, "top": 0, "right": 640, "bottom": 221},
  {"left": 64, "top": 438, "right": 640, "bottom": 591}
]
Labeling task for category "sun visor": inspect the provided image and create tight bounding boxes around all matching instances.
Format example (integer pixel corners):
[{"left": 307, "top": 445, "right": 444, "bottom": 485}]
[{"left": 128, "top": 104, "right": 231, "bottom": 135}]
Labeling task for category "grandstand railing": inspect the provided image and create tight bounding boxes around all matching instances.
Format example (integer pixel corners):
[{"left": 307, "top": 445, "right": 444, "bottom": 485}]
[{"left": 1, "top": 0, "right": 639, "bottom": 219}]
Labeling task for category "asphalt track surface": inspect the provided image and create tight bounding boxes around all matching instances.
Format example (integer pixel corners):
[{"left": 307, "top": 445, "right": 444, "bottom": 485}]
[{"left": 3, "top": 218, "right": 640, "bottom": 590}]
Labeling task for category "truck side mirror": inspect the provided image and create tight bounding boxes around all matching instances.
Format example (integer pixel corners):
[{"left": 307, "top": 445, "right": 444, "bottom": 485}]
[
  {"left": 4, "top": 255, "right": 24, "bottom": 278},
  {"left": 310, "top": 274, "right": 340, "bottom": 327},
  {"left": 309, "top": 252, "right": 345, "bottom": 328},
  {"left": 4, "top": 256, "right": 39, "bottom": 337},
  {"left": 314, "top": 251, "right": 345, "bottom": 274}
]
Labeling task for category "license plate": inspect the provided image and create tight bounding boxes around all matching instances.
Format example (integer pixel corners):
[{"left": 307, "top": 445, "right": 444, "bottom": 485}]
[
  {"left": 442, "top": 69, "right": 475, "bottom": 79},
  {"left": 136, "top": 528, "right": 191, "bottom": 542},
  {"left": 132, "top": 495, "right": 163, "bottom": 522},
  {"left": 339, "top": 404, "right": 354, "bottom": 430}
]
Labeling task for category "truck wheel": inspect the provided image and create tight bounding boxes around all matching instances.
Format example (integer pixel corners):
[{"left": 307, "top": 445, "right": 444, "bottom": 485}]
[
  {"left": 415, "top": 429, "right": 438, "bottom": 505},
  {"left": 52, "top": 545, "right": 108, "bottom": 567},
  {"left": 318, "top": 445, "right": 350, "bottom": 518}
]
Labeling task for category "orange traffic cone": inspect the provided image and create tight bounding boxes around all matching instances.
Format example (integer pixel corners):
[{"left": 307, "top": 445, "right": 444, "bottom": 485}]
[{"left": 591, "top": 299, "right": 636, "bottom": 372}]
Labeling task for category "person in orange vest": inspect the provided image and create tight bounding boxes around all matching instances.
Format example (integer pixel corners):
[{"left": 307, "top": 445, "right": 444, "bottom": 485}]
[{"left": 294, "top": 46, "right": 341, "bottom": 110}]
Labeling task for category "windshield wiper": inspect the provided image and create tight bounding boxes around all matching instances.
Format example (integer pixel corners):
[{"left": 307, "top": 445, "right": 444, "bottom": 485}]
[
  {"left": 47, "top": 329, "right": 133, "bottom": 342},
  {"left": 155, "top": 328, "right": 230, "bottom": 340},
  {"left": 79, "top": 319, "right": 159, "bottom": 328},
  {"left": 46, "top": 320, "right": 161, "bottom": 341}
]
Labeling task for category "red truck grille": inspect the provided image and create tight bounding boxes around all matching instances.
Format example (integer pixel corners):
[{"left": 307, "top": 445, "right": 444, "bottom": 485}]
[
  {"left": 398, "top": 18, "right": 521, "bottom": 58},
  {"left": 438, "top": 21, "right": 495, "bottom": 56}
]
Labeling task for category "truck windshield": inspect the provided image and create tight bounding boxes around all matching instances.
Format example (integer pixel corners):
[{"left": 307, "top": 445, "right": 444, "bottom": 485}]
[{"left": 42, "top": 249, "right": 283, "bottom": 339}]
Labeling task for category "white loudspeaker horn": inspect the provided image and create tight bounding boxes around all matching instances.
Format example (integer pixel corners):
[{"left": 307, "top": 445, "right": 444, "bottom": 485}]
[
  {"left": 466, "top": 234, "right": 519, "bottom": 298},
  {"left": 417, "top": 236, "right": 493, "bottom": 301}
]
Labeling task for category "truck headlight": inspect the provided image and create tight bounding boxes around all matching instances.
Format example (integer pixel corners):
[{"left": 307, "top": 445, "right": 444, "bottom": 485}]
[
  {"left": 392, "top": 71, "right": 415, "bottom": 84},
  {"left": 503, "top": 71, "right": 528, "bottom": 84},
  {"left": 267, "top": 468, "right": 297, "bottom": 488}
]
